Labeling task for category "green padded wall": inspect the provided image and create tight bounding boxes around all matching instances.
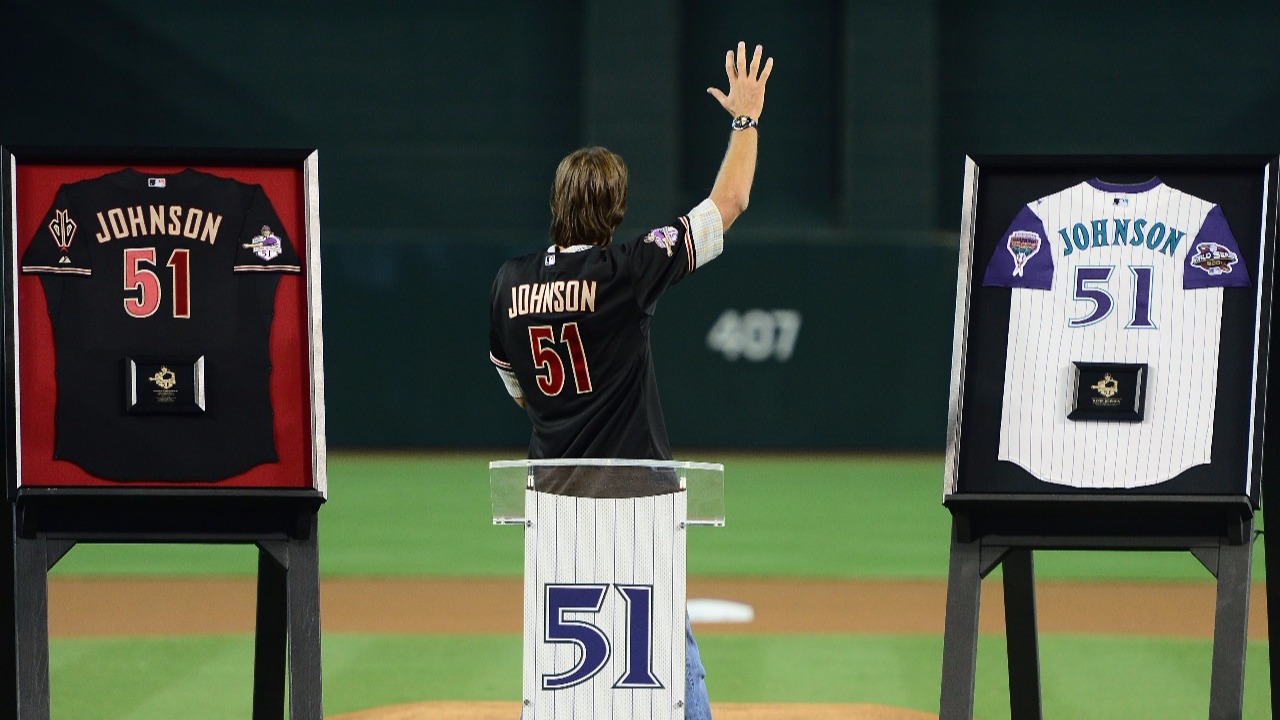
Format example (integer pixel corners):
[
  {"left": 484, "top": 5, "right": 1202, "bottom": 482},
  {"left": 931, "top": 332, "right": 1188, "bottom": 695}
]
[{"left": 2, "top": 1, "right": 1277, "bottom": 449}]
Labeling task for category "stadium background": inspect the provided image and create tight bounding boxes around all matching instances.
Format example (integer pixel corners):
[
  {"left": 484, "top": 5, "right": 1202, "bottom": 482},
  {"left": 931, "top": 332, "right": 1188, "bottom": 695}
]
[{"left": 3, "top": 1, "right": 1280, "bottom": 718}]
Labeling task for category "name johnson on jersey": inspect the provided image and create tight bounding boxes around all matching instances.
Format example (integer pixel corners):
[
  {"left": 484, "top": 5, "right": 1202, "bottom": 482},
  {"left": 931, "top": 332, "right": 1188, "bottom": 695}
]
[
  {"left": 91, "top": 204, "right": 225, "bottom": 244},
  {"left": 490, "top": 198, "right": 724, "bottom": 460},
  {"left": 1057, "top": 217, "right": 1187, "bottom": 256},
  {"left": 507, "top": 279, "right": 598, "bottom": 318},
  {"left": 982, "top": 177, "right": 1250, "bottom": 489},
  {"left": 21, "top": 167, "right": 301, "bottom": 482}
]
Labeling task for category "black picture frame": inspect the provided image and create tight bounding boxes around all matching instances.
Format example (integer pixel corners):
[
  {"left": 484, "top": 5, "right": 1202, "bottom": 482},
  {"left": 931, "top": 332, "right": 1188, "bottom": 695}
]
[
  {"left": 1, "top": 146, "right": 327, "bottom": 499},
  {"left": 944, "top": 155, "right": 1279, "bottom": 509}
]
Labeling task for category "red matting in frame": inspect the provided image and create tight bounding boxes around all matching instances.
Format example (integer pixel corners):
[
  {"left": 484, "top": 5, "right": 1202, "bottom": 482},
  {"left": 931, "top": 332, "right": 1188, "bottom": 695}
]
[{"left": 14, "top": 161, "right": 314, "bottom": 489}]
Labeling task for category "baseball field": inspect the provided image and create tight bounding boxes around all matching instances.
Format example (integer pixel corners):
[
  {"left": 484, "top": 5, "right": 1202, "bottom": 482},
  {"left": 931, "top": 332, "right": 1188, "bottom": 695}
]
[{"left": 45, "top": 453, "right": 1273, "bottom": 719}]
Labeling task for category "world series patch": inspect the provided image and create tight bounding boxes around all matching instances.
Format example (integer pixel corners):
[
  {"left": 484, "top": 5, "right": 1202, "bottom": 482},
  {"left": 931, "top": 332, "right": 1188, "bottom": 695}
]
[{"left": 1190, "top": 241, "right": 1239, "bottom": 276}]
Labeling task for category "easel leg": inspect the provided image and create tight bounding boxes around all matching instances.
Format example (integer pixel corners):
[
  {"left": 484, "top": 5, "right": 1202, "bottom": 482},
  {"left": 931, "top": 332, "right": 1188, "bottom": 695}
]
[
  {"left": 13, "top": 533, "right": 50, "bottom": 720},
  {"left": 940, "top": 522, "right": 983, "bottom": 720},
  {"left": 254, "top": 542, "right": 289, "bottom": 720},
  {"left": 1208, "top": 532, "right": 1253, "bottom": 720},
  {"left": 287, "top": 515, "right": 323, "bottom": 720},
  {"left": 0, "top": 504, "right": 17, "bottom": 718},
  {"left": 1002, "top": 549, "right": 1041, "bottom": 720},
  {"left": 1264, "top": 498, "right": 1280, "bottom": 717}
]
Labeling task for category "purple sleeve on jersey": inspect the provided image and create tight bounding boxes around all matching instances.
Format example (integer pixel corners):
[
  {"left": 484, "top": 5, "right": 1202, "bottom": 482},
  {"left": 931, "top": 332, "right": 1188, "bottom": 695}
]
[
  {"left": 982, "top": 205, "right": 1053, "bottom": 290},
  {"left": 1184, "top": 205, "right": 1250, "bottom": 289}
]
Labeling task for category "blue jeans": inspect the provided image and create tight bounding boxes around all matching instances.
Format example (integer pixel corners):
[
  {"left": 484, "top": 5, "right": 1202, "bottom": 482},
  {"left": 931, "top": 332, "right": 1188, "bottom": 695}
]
[{"left": 685, "top": 616, "right": 712, "bottom": 719}]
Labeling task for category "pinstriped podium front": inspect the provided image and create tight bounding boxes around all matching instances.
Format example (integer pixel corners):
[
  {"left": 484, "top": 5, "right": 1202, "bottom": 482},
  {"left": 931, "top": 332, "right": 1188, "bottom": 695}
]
[{"left": 490, "top": 460, "right": 724, "bottom": 720}]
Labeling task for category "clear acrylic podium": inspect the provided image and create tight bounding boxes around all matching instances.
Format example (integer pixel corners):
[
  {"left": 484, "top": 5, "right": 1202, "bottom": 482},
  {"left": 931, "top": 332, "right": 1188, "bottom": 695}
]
[{"left": 490, "top": 459, "right": 724, "bottom": 720}]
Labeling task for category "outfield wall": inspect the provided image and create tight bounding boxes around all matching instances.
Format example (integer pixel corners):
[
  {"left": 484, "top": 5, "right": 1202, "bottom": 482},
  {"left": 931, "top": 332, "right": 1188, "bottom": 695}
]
[
  {"left": 323, "top": 241, "right": 957, "bottom": 449},
  {"left": 2, "top": 1, "right": 1277, "bottom": 450}
]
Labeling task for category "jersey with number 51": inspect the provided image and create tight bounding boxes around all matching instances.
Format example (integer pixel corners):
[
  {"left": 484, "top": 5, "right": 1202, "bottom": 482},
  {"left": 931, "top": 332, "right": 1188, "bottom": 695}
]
[
  {"left": 982, "top": 178, "right": 1250, "bottom": 489},
  {"left": 489, "top": 200, "right": 723, "bottom": 460},
  {"left": 22, "top": 168, "right": 301, "bottom": 481}
]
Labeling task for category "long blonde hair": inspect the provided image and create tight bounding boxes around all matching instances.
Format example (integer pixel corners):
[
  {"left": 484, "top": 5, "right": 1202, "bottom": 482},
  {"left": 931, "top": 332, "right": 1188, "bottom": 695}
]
[{"left": 549, "top": 147, "right": 628, "bottom": 248}]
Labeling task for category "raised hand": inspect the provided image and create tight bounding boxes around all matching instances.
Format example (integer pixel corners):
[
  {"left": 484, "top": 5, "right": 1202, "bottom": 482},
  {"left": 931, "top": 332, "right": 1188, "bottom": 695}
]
[{"left": 706, "top": 42, "right": 774, "bottom": 121}]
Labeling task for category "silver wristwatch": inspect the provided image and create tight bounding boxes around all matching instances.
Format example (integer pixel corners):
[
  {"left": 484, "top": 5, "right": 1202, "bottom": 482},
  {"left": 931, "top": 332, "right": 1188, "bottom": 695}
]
[{"left": 730, "top": 115, "right": 758, "bottom": 131}]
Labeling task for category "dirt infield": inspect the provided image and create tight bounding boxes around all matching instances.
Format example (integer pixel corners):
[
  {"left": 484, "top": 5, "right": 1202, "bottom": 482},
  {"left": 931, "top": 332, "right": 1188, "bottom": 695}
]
[
  {"left": 48, "top": 576, "right": 1263, "bottom": 720},
  {"left": 47, "top": 576, "right": 1269, "bottom": 638},
  {"left": 326, "top": 700, "right": 939, "bottom": 720}
]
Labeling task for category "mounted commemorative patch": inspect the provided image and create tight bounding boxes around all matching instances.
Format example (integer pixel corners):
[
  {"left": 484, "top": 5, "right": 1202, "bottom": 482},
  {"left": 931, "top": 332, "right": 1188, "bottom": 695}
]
[
  {"left": 644, "top": 226, "right": 680, "bottom": 257},
  {"left": 1190, "top": 242, "right": 1239, "bottom": 276},
  {"left": 1006, "top": 230, "right": 1041, "bottom": 277},
  {"left": 1067, "top": 361, "right": 1147, "bottom": 422},
  {"left": 244, "top": 225, "right": 284, "bottom": 261}
]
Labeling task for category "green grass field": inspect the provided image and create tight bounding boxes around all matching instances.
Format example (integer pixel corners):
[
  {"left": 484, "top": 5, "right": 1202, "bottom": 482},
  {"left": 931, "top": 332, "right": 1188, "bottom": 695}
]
[{"left": 47, "top": 452, "right": 1274, "bottom": 719}]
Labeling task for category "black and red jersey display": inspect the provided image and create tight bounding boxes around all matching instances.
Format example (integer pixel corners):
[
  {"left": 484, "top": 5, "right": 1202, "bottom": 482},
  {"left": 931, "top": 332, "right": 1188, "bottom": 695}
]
[{"left": 4, "top": 149, "right": 325, "bottom": 493}]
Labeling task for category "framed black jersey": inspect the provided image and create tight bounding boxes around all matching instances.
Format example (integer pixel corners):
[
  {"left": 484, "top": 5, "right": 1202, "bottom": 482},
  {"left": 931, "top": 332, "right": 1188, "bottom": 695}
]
[
  {"left": 944, "top": 155, "right": 1279, "bottom": 506},
  {"left": 1, "top": 147, "right": 327, "bottom": 496}
]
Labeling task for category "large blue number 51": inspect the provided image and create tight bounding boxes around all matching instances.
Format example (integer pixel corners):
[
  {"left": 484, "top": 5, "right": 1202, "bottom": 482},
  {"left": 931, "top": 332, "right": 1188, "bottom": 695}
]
[
  {"left": 542, "top": 584, "right": 663, "bottom": 690},
  {"left": 1070, "top": 265, "right": 1155, "bottom": 329}
]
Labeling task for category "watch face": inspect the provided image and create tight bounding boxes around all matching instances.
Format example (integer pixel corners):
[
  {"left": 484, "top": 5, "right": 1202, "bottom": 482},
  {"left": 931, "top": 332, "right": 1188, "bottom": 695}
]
[{"left": 732, "top": 115, "right": 755, "bottom": 130}]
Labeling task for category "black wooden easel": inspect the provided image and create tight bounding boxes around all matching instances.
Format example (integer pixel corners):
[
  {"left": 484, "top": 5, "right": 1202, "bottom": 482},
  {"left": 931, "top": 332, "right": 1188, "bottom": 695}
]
[
  {"left": 939, "top": 495, "right": 1255, "bottom": 720},
  {"left": 938, "top": 154, "right": 1280, "bottom": 720},
  {"left": 0, "top": 488, "right": 324, "bottom": 720}
]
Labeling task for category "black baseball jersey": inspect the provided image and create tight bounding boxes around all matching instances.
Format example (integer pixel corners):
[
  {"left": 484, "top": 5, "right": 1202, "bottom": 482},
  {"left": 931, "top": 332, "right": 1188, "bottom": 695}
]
[
  {"left": 22, "top": 168, "right": 301, "bottom": 481},
  {"left": 489, "top": 201, "right": 723, "bottom": 460}
]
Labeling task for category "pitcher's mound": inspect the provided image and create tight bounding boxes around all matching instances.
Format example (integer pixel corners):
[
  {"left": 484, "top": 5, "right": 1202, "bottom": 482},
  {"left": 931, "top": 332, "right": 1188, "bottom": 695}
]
[{"left": 330, "top": 700, "right": 938, "bottom": 720}]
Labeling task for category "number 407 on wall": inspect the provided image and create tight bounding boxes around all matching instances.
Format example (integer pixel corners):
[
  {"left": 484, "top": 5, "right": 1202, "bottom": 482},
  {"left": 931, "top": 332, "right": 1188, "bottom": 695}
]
[{"left": 705, "top": 309, "right": 802, "bottom": 362}]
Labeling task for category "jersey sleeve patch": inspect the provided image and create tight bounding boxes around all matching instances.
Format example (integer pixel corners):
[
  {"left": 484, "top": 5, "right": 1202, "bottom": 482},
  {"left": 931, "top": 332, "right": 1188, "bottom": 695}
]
[
  {"left": 1189, "top": 242, "right": 1241, "bottom": 276},
  {"left": 617, "top": 212, "right": 700, "bottom": 314},
  {"left": 983, "top": 205, "right": 1053, "bottom": 290},
  {"left": 642, "top": 219, "right": 698, "bottom": 271},
  {"left": 1184, "top": 206, "right": 1249, "bottom": 289},
  {"left": 22, "top": 191, "right": 94, "bottom": 276},
  {"left": 246, "top": 225, "right": 286, "bottom": 261},
  {"left": 644, "top": 225, "right": 682, "bottom": 257},
  {"left": 232, "top": 187, "right": 302, "bottom": 273},
  {"left": 234, "top": 223, "right": 300, "bottom": 271}
]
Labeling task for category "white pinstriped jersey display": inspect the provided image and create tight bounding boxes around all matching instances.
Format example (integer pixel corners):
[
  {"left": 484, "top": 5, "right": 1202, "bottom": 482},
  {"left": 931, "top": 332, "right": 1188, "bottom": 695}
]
[
  {"left": 523, "top": 489, "right": 686, "bottom": 719},
  {"left": 983, "top": 178, "right": 1250, "bottom": 488}
]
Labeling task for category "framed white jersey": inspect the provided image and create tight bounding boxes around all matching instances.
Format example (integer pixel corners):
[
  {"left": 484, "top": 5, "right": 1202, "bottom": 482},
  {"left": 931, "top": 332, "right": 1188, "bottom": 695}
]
[
  {"left": 981, "top": 178, "right": 1248, "bottom": 489},
  {"left": 945, "top": 156, "right": 1278, "bottom": 502}
]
